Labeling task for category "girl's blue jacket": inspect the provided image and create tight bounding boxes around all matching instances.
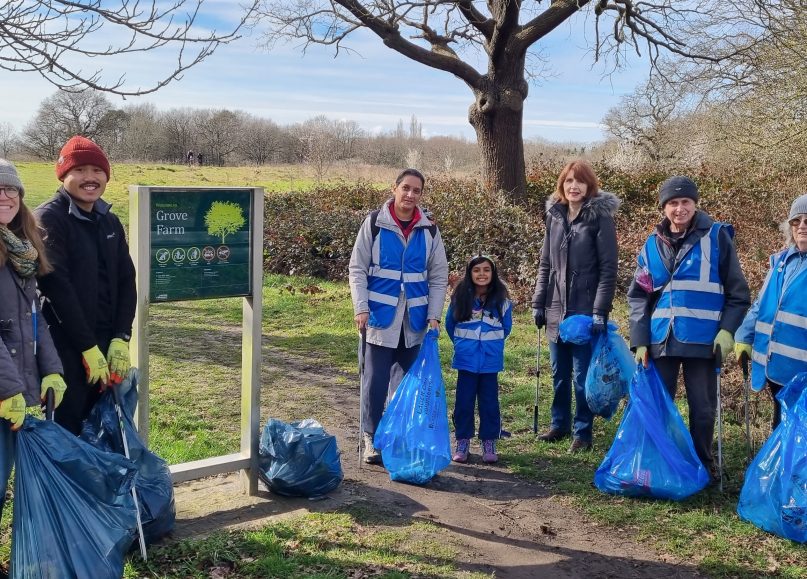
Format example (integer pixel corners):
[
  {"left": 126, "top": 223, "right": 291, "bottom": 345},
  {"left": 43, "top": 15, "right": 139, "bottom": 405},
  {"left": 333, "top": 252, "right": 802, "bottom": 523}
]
[{"left": 445, "top": 298, "right": 512, "bottom": 373}]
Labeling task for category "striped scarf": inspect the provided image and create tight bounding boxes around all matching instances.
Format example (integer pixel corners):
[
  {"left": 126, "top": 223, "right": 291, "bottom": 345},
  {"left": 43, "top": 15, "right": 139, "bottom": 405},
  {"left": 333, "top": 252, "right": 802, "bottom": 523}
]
[{"left": 0, "top": 225, "right": 38, "bottom": 278}]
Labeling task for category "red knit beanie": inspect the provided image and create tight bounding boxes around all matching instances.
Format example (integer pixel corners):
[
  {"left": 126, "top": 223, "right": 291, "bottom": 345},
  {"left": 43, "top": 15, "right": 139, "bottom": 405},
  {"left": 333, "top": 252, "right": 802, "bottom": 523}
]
[{"left": 56, "top": 136, "right": 111, "bottom": 181}]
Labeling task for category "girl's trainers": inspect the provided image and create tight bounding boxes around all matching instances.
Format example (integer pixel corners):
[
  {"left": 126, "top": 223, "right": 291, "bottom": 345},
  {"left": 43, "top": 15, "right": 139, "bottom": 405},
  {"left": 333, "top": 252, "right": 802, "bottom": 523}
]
[
  {"left": 481, "top": 439, "right": 498, "bottom": 463},
  {"left": 452, "top": 439, "right": 470, "bottom": 463}
]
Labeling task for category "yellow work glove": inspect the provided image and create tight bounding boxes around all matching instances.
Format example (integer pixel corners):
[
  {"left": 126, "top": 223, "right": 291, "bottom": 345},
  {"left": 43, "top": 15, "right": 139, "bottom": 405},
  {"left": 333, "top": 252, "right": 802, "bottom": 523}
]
[
  {"left": 41, "top": 373, "right": 67, "bottom": 408},
  {"left": 0, "top": 393, "right": 26, "bottom": 430},
  {"left": 82, "top": 345, "right": 110, "bottom": 385},
  {"left": 106, "top": 338, "right": 130, "bottom": 383},
  {"left": 734, "top": 342, "right": 752, "bottom": 363},
  {"left": 713, "top": 329, "right": 734, "bottom": 363},
  {"left": 634, "top": 346, "right": 649, "bottom": 367}
]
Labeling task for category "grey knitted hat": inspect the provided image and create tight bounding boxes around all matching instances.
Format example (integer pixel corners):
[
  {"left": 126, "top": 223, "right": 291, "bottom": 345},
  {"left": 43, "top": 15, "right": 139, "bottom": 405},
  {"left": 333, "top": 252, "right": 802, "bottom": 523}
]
[
  {"left": 788, "top": 193, "right": 807, "bottom": 221},
  {"left": 0, "top": 158, "right": 24, "bottom": 197},
  {"left": 658, "top": 175, "right": 698, "bottom": 208}
]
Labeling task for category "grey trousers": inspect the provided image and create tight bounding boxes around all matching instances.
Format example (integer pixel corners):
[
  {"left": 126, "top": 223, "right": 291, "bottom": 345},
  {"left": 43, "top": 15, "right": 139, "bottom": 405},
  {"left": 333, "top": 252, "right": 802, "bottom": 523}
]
[{"left": 654, "top": 356, "right": 718, "bottom": 470}]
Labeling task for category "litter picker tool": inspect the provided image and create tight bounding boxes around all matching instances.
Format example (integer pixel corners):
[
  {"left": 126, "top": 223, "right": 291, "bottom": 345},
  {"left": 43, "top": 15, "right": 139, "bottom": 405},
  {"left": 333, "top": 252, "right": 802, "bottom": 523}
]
[
  {"left": 44, "top": 387, "right": 55, "bottom": 422},
  {"left": 533, "top": 328, "right": 542, "bottom": 434},
  {"left": 740, "top": 351, "right": 753, "bottom": 462},
  {"left": 715, "top": 345, "right": 724, "bottom": 492},
  {"left": 111, "top": 384, "right": 148, "bottom": 561},
  {"left": 357, "top": 327, "right": 367, "bottom": 469}
]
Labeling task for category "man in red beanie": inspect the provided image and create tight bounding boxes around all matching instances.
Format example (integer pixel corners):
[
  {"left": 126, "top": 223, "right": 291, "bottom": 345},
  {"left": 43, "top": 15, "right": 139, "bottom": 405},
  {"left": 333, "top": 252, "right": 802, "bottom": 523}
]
[{"left": 35, "top": 135, "right": 137, "bottom": 435}]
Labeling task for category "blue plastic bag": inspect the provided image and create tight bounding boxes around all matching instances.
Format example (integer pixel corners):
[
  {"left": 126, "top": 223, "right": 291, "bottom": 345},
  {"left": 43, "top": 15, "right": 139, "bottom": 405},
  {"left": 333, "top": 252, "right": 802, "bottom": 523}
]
[
  {"left": 12, "top": 417, "right": 138, "bottom": 578},
  {"left": 374, "top": 329, "right": 451, "bottom": 485},
  {"left": 586, "top": 327, "right": 634, "bottom": 419},
  {"left": 258, "top": 418, "right": 343, "bottom": 497},
  {"left": 737, "top": 372, "right": 807, "bottom": 542},
  {"left": 594, "top": 362, "right": 710, "bottom": 500},
  {"left": 80, "top": 368, "right": 176, "bottom": 544},
  {"left": 559, "top": 314, "right": 594, "bottom": 345}
]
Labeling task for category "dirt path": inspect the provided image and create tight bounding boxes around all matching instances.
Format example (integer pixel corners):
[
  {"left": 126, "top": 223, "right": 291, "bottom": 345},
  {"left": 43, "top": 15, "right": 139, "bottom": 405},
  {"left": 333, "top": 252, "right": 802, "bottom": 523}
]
[{"left": 173, "top": 343, "right": 703, "bottom": 578}]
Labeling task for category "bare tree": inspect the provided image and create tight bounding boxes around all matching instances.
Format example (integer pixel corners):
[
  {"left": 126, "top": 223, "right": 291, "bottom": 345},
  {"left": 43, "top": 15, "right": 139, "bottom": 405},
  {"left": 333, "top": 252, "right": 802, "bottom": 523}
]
[
  {"left": 195, "top": 109, "right": 245, "bottom": 166},
  {"left": 292, "top": 115, "right": 340, "bottom": 182},
  {"left": 119, "top": 103, "right": 163, "bottom": 161},
  {"left": 1, "top": 1, "right": 258, "bottom": 95},
  {"left": 160, "top": 107, "right": 198, "bottom": 163},
  {"left": 240, "top": 115, "right": 285, "bottom": 165},
  {"left": 254, "top": 0, "right": 751, "bottom": 201},
  {"left": 0, "top": 123, "right": 16, "bottom": 158}
]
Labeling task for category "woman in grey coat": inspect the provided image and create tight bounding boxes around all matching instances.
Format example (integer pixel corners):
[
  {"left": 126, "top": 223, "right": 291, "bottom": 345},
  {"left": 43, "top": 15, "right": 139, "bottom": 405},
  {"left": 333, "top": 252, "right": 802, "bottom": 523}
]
[
  {"left": 0, "top": 159, "right": 66, "bottom": 532},
  {"left": 531, "top": 160, "right": 620, "bottom": 453}
]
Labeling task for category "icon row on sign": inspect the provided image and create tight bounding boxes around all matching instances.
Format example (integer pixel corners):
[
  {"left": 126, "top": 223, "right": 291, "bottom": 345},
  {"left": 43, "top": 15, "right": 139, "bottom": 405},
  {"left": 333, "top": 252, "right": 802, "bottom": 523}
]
[{"left": 155, "top": 246, "right": 230, "bottom": 264}]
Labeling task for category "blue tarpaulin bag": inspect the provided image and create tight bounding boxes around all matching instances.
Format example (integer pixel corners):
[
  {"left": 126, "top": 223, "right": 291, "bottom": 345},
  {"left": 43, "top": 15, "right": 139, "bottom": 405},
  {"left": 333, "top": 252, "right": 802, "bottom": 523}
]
[
  {"left": 258, "top": 418, "right": 343, "bottom": 497},
  {"left": 80, "top": 369, "right": 176, "bottom": 544},
  {"left": 737, "top": 372, "right": 807, "bottom": 542},
  {"left": 587, "top": 326, "right": 634, "bottom": 419},
  {"left": 594, "top": 361, "right": 710, "bottom": 500},
  {"left": 11, "top": 417, "right": 138, "bottom": 578},
  {"left": 374, "top": 330, "right": 451, "bottom": 485}
]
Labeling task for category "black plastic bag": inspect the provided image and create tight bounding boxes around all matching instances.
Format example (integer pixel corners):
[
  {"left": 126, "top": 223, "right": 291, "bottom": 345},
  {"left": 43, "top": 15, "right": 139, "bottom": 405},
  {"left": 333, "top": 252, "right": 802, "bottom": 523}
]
[
  {"left": 259, "top": 418, "right": 343, "bottom": 497},
  {"left": 80, "top": 368, "right": 176, "bottom": 544},
  {"left": 11, "top": 417, "right": 138, "bottom": 578}
]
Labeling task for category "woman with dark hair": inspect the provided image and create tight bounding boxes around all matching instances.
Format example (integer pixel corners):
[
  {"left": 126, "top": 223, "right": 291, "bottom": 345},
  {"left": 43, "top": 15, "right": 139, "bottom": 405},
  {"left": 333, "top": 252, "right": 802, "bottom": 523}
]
[
  {"left": 0, "top": 159, "right": 66, "bottom": 546},
  {"left": 348, "top": 168, "right": 449, "bottom": 464},
  {"left": 446, "top": 255, "right": 512, "bottom": 463},
  {"left": 531, "top": 160, "right": 620, "bottom": 453}
]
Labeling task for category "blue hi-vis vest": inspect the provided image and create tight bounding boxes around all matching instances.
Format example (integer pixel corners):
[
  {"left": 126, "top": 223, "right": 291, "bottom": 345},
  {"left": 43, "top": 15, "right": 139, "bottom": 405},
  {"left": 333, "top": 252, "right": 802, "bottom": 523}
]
[
  {"left": 750, "top": 250, "right": 807, "bottom": 391},
  {"left": 451, "top": 300, "right": 511, "bottom": 373},
  {"left": 367, "top": 227, "right": 431, "bottom": 331},
  {"left": 638, "top": 223, "right": 727, "bottom": 345}
]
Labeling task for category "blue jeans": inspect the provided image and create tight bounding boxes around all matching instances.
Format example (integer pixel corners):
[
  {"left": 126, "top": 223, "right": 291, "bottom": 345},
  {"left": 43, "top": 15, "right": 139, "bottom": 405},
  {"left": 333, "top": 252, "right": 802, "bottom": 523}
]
[
  {"left": 0, "top": 420, "right": 15, "bottom": 522},
  {"left": 548, "top": 339, "right": 594, "bottom": 442},
  {"left": 452, "top": 371, "right": 501, "bottom": 440}
]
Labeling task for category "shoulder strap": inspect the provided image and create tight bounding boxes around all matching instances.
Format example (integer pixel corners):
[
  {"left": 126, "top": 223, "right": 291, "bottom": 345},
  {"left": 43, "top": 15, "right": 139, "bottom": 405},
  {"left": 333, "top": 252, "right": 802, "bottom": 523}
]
[{"left": 370, "top": 208, "right": 437, "bottom": 241}]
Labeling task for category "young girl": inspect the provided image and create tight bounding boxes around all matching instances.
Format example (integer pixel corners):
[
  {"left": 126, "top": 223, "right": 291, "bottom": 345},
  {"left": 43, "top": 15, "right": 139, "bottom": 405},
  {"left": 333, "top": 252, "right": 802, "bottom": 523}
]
[{"left": 445, "top": 255, "right": 512, "bottom": 463}]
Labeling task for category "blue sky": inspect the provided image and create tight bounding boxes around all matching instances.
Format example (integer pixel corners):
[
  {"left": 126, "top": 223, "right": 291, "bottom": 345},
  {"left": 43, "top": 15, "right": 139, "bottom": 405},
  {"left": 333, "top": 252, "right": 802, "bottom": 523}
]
[{"left": 0, "top": 3, "right": 652, "bottom": 144}]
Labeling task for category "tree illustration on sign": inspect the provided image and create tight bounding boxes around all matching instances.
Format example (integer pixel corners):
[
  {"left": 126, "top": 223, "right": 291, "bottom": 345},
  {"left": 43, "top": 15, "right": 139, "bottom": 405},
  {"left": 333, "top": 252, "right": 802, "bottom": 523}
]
[{"left": 205, "top": 201, "right": 245, "bottom": 243}]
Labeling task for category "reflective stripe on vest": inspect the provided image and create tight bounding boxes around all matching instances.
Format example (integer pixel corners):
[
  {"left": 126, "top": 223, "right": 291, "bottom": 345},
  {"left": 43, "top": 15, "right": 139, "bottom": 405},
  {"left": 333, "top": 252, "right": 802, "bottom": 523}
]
[
  {"left": 639, "top": 223, "right": 726, "bottom": 345},
  {"left": 750, "top": 250, "right": 807, "bottom": 391},
  {"left": 453, "top": 302, "right": 510, "bottom": 342},
  {"left": 367, "top": 227, "right": 430, "bottom": 331}
]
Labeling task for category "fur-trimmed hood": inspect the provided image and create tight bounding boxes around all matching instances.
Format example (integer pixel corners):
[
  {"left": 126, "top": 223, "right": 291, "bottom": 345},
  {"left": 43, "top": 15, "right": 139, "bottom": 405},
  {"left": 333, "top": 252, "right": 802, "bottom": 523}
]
[{"left": 546, "top": 190, "right": 621, "bottom": 222}]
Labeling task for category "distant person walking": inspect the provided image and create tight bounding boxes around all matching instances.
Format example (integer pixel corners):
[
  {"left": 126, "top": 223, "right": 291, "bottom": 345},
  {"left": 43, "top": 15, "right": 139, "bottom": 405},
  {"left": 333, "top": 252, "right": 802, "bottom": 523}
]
[
  {"left": 349, "top": 168, "right": 448, "bottom": 464},
  {"left": 735, "top": 193, "right": 807, "bottom": 431},
  {"left": 35, "top": 136, "right": 137, "bottom": 435},
  {"left": 531, "top": 160, "right": 620, "bottom": 453},
  {"left": 0, "top": 159, "right": 66, "bottom": 537},
  {"left": 446, "top": 254, "right": 512, "bottom": 464},
  {"left": 186, "top": 150, "right": 195, "bottom": 166},
  {"left": 197, "top": 152, "right": 204, "bottom": 167}
]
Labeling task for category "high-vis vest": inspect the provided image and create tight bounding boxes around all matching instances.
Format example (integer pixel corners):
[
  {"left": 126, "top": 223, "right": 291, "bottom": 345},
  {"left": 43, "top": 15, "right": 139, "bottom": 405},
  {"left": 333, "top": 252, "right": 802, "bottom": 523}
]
[
  {"left": 451, "top": 300, "right": 511, "bottom": 373},
  {"left": 367, "top": 227, "right": 431, "bottom": 331},
  {"left": 750, "top": 250, "right": 807, "bottom": 391},
  {"left": 638, "top": 222, "right": 727, "bottom": 345}
]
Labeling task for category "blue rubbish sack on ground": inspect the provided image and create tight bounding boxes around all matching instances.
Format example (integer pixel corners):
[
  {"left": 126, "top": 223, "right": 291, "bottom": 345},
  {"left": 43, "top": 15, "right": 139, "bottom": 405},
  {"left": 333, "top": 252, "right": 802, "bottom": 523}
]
[
  {"left": 80, "top": 368, "right": 176, "bottom": 544},
  {"left": 737, "top": 372, "right": 807, "bottom": 542},
  {"left": 559, "top": 314, "right": 594, "bottom": 345},
  {"left": 374, "top": 329, "right": 452, "bottom": 485},
  {"left": 258, "top": 418, "right": 343, "bottom": 497},
  {"left": 586, "top": 326, "right": 634, "bottom": 419},
  {"left": 12, "top": 417, "right": 138, "bottom": 578},
  {"left": 594, "top": 361, "right": 710, "bottom": 500}
]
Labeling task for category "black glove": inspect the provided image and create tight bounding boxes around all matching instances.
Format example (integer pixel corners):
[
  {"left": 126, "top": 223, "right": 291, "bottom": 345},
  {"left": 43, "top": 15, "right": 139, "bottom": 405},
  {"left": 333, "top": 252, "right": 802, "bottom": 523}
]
[
  {"left": 592, "top": 314, "right": 607, "bottom": 335},
  {"left": 533, "top": 308, "right": 546, "bottom": 329}
]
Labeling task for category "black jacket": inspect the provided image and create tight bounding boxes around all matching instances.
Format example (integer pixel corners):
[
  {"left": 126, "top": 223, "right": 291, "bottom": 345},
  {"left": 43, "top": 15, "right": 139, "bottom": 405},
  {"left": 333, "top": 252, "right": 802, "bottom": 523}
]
[
  {"left": 627, "top": 210, "right": 751, "bottom": 358},
  {"left": 35, "top": 188, "right": 137, "bottom": 353},
  {"left": 532, "top": 191, "right": 620, "bottom": 342}
]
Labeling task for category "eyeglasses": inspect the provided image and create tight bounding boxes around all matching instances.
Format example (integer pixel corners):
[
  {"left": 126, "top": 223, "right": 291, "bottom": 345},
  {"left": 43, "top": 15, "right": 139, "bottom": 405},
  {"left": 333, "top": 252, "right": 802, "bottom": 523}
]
[
  {"left": 0, "top": 187, "right": 20, "bottom": 198},
  {"left": 789, "top": 216, "right": 807, "bottom": 227}
]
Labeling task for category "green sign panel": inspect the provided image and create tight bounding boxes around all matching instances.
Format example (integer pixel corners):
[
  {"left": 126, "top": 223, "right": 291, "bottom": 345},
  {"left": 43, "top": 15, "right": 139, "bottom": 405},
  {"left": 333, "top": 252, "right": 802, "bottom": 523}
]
[{"left": 150, "top": 189, "right": 252, "bottom": 301}]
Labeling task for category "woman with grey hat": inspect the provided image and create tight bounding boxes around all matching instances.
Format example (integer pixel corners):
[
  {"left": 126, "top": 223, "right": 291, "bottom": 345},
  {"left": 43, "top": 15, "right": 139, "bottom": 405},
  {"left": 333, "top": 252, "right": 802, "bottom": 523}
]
[
  {"left": 627, "top": 175, "right": 750, "bottom": 480},
  {"left": 734, "top": 193, "right": 807, "bottom": 430},
  {"left": 0, "top": 159, "right": 66, "bottom": 563}
]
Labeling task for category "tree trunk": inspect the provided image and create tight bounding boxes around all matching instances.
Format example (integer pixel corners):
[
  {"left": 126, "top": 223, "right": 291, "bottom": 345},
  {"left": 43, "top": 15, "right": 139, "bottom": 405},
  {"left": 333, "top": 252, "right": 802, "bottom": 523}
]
[{"left": 469, "top": 83, "right": 527, "bottom": 203}]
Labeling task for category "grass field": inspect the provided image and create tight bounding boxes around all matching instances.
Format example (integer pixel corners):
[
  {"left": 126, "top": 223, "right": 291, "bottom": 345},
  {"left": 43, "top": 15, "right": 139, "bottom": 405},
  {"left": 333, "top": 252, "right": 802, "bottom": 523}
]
[{"left": 1, "top": 162, "right": 805, "bottom": 578}]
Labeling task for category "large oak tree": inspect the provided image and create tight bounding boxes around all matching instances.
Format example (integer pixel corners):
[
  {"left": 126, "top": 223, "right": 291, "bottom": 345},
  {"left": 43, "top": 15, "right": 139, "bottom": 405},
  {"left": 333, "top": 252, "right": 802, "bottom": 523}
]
[{"left": 255, "top": 0, "right": 754, "bottom": 201}]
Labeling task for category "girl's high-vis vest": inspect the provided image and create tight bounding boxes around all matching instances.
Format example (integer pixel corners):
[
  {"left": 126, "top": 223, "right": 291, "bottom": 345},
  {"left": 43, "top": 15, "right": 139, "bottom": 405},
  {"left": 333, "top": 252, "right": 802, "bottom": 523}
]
[
  {"left": 750, "top": 250, "right": 807, "bottom": 391},
  {"left": 638, "top": 222, "right": 727, "bottom": 345},
  {"left": 367, "top": 227, "right": 432, "bottom": 331},
  {"left": 450, "top": 299, "right": 511, "bottom": 373}
]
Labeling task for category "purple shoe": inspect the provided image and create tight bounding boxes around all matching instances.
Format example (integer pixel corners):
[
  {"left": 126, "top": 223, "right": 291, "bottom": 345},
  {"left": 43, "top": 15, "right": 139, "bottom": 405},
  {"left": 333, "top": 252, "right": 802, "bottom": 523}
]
[
  {"left": 452, "top": 438, "right": 470, "bottom": 463},
  {"left": 481, "top": 439, "right": 498, "bottom": 463}
]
